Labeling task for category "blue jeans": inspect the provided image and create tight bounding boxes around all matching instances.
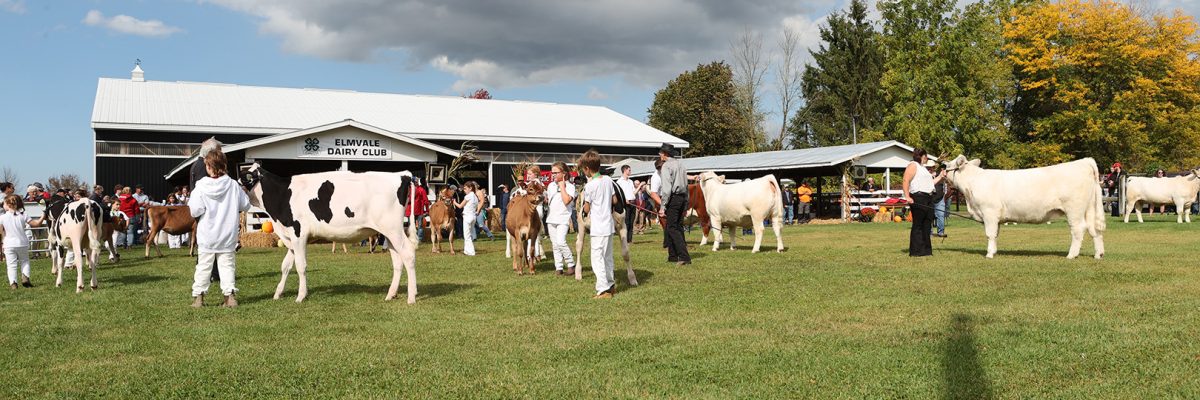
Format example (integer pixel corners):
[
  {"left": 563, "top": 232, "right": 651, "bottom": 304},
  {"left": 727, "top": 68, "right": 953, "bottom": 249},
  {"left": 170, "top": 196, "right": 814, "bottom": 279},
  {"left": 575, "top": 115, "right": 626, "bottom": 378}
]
[
  {"left": 126, "top": 214, "right": 142, "bottom": 245},
  {"left": 476, "top": 213, "right": 493, "bottom": 239},
  {"left": 934, "top": 199, "right": 947, "bottom": 235},
  {"left": 414, "top": 213, "right": 425, "bottom": 243},
  {"left": 783, "top": 205, "right": 794, "bottom": 224}
]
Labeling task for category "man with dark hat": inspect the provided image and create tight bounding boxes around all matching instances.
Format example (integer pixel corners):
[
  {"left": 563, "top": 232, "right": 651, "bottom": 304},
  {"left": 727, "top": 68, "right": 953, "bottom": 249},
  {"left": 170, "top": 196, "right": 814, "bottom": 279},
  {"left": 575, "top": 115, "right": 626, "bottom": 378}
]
[{"left": 656, "top": 143, "right": 691, "bottom": 266}]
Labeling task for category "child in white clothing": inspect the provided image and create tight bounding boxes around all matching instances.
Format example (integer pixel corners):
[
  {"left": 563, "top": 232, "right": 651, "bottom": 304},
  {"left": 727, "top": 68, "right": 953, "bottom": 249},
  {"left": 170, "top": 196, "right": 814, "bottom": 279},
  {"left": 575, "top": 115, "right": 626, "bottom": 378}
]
[
  {"left": 579, "top": 150, "right": 616, "bottom": 298},
  {"left": 1, "top": 194, "right": 43, "bottom": 288},
  {"left": 188, "top": 150, "right": 251, "bottom": 307},
  {"left": 545, "top": 161, "right": 576, "bottom": 275}
]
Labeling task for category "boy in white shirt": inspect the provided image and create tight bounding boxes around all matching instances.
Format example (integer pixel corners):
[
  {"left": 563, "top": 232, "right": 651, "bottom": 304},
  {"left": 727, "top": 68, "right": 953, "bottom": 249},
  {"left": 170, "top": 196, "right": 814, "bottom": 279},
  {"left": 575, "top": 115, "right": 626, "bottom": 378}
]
[
  {"left": 579, "top": 150, "right": 616, "bottom": 299},
  {"left": 188, "top": 150, "right": 251, "bottom": 307},
  {"left": 544, "top": 161, "right": 576, "bottom": 275}
]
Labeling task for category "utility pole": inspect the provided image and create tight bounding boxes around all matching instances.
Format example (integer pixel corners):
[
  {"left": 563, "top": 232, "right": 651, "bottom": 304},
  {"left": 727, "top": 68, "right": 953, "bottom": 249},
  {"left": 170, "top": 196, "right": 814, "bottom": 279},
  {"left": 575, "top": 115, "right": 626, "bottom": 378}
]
[{"left": 851, "top": 114, "right": 858, "bottom": 144}]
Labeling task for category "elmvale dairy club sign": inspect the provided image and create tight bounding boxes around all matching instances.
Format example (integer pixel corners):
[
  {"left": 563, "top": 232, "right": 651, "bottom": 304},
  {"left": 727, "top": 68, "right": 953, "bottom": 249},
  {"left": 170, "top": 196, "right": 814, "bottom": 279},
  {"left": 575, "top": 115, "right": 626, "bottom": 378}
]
[{"left": 300, "top": 137, "right": 391, "bottom": 159}]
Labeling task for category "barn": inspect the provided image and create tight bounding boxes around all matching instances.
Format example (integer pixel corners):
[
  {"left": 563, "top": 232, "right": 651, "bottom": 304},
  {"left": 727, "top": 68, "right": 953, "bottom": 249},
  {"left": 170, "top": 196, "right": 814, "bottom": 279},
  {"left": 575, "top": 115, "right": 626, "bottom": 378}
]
[{"left": 90, "top": 66, "right": 688, "bottom": 201}]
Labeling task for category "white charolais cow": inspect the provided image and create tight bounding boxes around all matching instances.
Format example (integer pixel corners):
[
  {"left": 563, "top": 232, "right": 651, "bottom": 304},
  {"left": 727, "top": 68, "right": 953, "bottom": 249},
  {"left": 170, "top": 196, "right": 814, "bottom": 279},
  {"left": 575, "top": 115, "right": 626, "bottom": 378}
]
[
  {"left": 239, "top": 163, "right": 420, "bottom": 303},
  {"left": 943, "top": 155, "right": 1105, "bottom": 259},
  {"left": 1123, "top": 170, "right": 1200, "bottom": 223},
  {"left": 695, "top": 171, "right": 785, "bottom": 253}
]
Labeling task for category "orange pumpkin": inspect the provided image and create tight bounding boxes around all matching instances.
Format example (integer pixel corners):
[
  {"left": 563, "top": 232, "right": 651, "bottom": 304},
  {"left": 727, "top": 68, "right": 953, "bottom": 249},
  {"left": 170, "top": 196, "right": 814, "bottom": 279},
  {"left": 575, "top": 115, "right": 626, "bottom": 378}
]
[
  {"left": 893, "top": 215, "right": 902, "bottom": 223},
  {"left": 906, "top": 213, "right": 913, "bottom": 222},
  {"left": 261, "top": 220, "right": 274, "bottom": 234}
]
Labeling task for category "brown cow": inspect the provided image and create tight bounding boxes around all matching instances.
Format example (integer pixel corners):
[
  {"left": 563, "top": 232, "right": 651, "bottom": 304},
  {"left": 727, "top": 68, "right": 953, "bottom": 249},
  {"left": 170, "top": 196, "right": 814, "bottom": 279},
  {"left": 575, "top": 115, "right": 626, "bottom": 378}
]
[
  {"left": 144, "top": 206, "right": 197, "bottom": 257},
  {"left": 505, "top": 192, "right": 542, "bottom": 275},
  {"left": 427, "top": 187, "right": 457, "bottom": 254},
  {"left": 101, "top": 215, "right": 128, "bottom": 262}
]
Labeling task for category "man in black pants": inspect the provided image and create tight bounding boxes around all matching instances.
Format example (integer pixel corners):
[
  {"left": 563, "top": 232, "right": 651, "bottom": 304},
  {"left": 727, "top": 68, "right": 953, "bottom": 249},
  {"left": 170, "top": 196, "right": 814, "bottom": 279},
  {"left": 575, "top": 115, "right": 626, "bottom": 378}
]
[{"left": 656, "top": 143, "right": 691, "bottom": 266}]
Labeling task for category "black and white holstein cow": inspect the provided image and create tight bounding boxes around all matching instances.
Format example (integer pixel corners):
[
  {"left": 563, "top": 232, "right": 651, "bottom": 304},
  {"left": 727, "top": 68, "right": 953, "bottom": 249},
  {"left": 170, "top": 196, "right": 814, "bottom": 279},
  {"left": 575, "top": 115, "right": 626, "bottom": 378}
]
[
  {"left": 239, "top": 163, "right": 420, "bottom": 303},
  {"left": 943, "top": 155, "right": 1105, "bottom": 259},
  {"left": 41, "top": 198, "right": 104, "bottom": 292}
]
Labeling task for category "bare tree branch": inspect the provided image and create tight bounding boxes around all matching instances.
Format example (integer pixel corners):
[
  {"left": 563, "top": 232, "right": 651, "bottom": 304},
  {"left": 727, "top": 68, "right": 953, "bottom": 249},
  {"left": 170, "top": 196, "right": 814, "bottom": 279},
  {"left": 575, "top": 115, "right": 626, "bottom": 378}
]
[
  {"left": 774, "top": 26, "right": 803, "bottom": 151},
  {"left": 730, "top": 27, "right": 771, "bottom": 152},
  {"left": 1, "top": 167, "right": 17, "bottom": 187}
]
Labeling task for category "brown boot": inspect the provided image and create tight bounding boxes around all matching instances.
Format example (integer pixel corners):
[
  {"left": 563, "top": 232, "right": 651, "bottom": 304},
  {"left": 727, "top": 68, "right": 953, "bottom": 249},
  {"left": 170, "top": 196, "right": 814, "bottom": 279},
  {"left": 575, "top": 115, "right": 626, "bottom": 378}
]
[
  {"left": 191, "top": 294, "right": 204, "bottom": 308},
  {"left": 223, "top": 294, "right": 238, "bottom": 308},
  {"left": 21, "top": 275, "right": 32, "bottom": 288}
]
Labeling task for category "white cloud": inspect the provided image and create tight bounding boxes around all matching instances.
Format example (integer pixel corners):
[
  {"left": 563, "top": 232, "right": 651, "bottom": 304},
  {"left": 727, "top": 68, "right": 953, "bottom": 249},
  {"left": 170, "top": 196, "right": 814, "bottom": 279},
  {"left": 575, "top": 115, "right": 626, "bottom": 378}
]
[
  {"left": 0, "top": 0, "right": 25, "bottom": 14},
  {"left": 206, "top": 0, "right": 844, "bottom": 90},
  {"left": 587, "top": 87, "right": 610, "bottom": 100},
  {"left": 82, "top": 10, "right": 183, "bottom": 38}
]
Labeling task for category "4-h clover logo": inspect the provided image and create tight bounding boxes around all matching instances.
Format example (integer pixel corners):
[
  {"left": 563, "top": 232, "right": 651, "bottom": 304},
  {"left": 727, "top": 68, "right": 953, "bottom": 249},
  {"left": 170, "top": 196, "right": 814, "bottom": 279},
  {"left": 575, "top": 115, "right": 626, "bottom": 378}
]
[{"left": 303, "top": 137, "right": 321, "bottom": 154}]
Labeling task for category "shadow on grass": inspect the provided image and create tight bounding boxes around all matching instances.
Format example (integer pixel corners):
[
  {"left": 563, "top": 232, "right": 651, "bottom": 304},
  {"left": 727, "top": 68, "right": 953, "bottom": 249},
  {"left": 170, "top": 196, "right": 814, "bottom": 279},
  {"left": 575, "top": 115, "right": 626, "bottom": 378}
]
[
  {"left": 942, "top": 313, "right": 994, "bottom": 400},
  {"left": 938, "top": 247, "right": 1066, "bottom": 258},
  {"left": 241, "top": 282, "right": 477, "bottom": 304},
  {"left": 108, "top": 274, "right": 169, "bottom": 286}
]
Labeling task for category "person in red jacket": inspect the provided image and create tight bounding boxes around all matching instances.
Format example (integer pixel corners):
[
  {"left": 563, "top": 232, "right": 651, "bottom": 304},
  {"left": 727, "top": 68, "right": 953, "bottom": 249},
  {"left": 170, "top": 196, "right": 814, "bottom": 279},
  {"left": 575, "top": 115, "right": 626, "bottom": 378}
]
[
  {"left": 117, "top": 187, "right": 140, "bottom": 248},
  {"left": 412, "top": 177, "right": 430, "bottom": 243}
]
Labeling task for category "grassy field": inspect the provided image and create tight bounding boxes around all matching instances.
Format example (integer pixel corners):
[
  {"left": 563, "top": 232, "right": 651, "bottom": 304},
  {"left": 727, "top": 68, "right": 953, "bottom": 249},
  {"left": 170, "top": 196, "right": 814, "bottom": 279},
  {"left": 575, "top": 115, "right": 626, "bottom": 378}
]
[{"left": 2, "top": 215, "right": 1199, "bottom": 398}]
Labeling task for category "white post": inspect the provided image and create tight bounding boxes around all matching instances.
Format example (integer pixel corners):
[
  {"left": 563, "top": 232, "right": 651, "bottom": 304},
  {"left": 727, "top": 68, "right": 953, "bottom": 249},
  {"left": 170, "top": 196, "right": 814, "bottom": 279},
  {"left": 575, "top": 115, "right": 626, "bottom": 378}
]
[
  {"left": 487, "top": 161, "right": 495, "bottom": 205},
  {"left": 340, "top": 160, "right": 349, "bottom": 172},
  {"left": 885, "top": 168, "right": 891, "bottom": 196},
  {"left": 841, "top": 172, "right": 848, "bottom": 220}
]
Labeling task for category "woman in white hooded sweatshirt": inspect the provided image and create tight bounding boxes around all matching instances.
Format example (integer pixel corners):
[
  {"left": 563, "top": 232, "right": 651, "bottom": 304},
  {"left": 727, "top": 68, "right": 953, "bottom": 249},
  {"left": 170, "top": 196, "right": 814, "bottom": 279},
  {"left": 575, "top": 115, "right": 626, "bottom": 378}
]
[{"left": 187, "top": 150, "right": 250, "bottom": 307}]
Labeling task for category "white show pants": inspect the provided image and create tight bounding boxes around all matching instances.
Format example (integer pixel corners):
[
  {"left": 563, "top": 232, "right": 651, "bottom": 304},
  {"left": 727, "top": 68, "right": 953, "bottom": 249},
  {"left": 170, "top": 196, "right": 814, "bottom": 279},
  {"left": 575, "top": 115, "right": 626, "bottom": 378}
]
[
  {"left": 4, "top": 246, "right": 30, "bottom": 284},
  {"left": 590, "top": 235, "right": 615, "bottom": 294},
  {"left": 192, "top": 252, "right": 237, "bottom": 296},
  {"left": 463, "top": 212, "right": 477, "bottom": 256},
  {"left": 547, "top": 223, "right": 575, "bottom": 271}
]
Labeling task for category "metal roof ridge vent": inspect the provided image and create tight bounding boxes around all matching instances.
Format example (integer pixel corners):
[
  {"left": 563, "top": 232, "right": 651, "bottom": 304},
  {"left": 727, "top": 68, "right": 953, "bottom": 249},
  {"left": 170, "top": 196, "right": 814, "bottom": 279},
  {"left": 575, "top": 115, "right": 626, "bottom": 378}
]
[
  {"left": 174, "top": 81, "right": 239, "bottom": 87},
  {"left": 303, "top": 87, "right": 358, "bottom": 93},
  {"left": 131, "top": 61, "right": 145, "bottom": 82}
]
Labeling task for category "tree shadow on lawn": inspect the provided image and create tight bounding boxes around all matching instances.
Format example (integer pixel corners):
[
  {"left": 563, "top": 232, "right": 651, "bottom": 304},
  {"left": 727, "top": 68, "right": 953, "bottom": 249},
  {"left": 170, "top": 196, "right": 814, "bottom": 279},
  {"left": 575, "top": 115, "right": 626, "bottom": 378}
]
[
  {"left": 107, "top": 274, "right": 169, "bottom": 287},
  {"left": 942, "top": 313, "right": 995, "bottom": 400},
  {"left": 935, "top": 247, "right": 1067, "bottom": 258},
  {"left": 240, "top": 282, "right": 477, "bottom": 304}
]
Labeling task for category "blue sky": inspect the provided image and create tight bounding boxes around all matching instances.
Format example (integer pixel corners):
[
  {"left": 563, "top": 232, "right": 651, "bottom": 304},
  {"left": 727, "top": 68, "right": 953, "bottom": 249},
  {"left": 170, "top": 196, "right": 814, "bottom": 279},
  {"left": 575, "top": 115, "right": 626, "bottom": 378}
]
[{"left": 1, "top": 0, "right": 1197, "bottom": 189}]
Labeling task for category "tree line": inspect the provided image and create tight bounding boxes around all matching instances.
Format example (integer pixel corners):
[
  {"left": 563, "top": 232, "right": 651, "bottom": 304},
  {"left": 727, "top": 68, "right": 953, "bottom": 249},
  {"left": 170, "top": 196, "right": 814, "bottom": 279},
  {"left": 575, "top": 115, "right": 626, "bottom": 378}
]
[{"left": 648, "top": 0, "right": 1200, "bottom": 173}]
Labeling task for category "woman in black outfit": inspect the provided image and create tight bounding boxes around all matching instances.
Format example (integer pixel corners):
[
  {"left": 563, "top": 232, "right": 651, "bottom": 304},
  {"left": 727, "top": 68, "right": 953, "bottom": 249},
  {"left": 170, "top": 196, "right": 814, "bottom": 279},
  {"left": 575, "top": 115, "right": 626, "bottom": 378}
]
[{"left": 902, "top": 148, "right": 946, "bottom": 257}]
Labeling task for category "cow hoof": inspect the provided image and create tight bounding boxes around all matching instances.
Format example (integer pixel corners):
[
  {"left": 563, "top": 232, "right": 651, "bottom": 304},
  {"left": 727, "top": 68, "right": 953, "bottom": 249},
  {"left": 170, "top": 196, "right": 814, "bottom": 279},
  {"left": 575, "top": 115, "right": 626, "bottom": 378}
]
[
  {"left": 91, "top": 285, "right": 98, "bottom": 290},
  {"left": 76, "top": 286, "right": 83, "bottom": 293},
  {"left": 407, "top": 298, "right": 416, "bottom": 305},
  {"left": 272, "top": 294, "right": 281, "bottom": 300}
]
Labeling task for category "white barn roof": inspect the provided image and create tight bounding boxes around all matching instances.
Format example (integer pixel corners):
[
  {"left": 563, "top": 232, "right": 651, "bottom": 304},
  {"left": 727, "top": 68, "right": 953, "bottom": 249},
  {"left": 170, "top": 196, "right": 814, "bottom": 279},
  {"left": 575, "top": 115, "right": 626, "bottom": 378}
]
[
  {"left": 91, "top": 78, "right": 688, "bottom": 149},
  {"left": 627, "top": 140, "right": 924, "bottom": 177}
]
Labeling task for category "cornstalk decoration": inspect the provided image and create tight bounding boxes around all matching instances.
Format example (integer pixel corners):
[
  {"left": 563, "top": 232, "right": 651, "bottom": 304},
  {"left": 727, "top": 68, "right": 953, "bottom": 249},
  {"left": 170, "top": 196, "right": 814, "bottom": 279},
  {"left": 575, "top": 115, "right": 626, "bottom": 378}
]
[{"left": 446, "top": 142, "right": 479, "bottom": 186}]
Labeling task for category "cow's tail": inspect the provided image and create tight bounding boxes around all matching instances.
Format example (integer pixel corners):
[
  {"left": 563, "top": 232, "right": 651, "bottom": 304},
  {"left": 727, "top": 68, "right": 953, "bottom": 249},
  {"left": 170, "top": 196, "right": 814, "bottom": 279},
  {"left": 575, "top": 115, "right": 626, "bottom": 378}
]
[
  {"left": 86, "top": 201, "right": 103, "bottom": 252},
  {"left": 767, "top": 175, "right": 784, "bottom": 221},
  {"left": 1087, "top": 159, "right": 1106, "bottom": 234}
]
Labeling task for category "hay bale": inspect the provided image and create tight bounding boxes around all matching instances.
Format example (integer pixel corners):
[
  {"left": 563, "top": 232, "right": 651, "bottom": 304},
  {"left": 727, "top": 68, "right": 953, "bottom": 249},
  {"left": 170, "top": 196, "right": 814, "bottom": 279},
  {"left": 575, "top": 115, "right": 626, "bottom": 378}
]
[{"left": 240, "top": 231, "right": 279, "bottom": 248}]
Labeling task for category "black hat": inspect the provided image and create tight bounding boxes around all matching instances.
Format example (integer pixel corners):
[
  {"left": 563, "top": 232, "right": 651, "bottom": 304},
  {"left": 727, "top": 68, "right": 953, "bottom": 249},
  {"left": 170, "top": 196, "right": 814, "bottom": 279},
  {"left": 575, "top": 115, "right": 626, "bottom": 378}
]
[{"left": 658, "top": 143, "right": 676, "bottom": 156}]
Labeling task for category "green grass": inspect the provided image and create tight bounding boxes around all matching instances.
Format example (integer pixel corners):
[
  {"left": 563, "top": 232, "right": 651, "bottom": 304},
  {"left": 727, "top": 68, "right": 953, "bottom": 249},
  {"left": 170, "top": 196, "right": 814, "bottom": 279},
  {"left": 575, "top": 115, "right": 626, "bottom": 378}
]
[{"left": 2, "top": 214, "right": 1199, "bottom": 398}]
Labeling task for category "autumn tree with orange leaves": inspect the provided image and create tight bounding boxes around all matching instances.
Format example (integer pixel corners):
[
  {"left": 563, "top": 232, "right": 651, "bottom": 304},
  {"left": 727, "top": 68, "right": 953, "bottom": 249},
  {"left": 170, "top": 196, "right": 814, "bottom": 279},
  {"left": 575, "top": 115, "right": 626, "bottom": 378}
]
[{"left": 1005, "top": 0, "right": 1200, "bottom": 170}]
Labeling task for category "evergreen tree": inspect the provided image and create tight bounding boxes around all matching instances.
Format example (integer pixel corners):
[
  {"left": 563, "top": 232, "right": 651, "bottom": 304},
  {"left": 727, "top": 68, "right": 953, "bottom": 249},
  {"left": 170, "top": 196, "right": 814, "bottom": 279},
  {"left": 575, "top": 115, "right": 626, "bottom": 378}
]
[{"left": 789, "top": 0, "right": 885, "bottom": 148}]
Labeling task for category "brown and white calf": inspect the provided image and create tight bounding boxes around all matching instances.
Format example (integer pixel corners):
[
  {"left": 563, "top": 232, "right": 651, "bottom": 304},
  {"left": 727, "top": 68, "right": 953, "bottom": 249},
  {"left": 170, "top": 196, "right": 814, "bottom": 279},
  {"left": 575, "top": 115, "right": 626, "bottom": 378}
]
[
  {"left": 41, "top": 198, "right": 104, "bottom": 292},
  {"left": 426, "top": 187, "right": 457, "bottom": 254},
  {"left": 505, "top": 191, "right": 542, "bottom": 275},
  {"left": 573, "top": 180, "right": 637, "bottom": 286},
  {"left": 240, "top": 163, "right": 420, "bottom": 303},
  {"left": 144, "top": 205, "right": 197, "bottom": 257}
]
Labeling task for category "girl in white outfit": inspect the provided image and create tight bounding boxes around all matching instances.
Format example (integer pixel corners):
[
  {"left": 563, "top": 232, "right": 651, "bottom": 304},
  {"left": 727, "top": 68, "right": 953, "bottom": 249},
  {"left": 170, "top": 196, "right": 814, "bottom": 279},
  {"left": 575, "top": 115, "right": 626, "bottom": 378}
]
[
  {"left": 545, "top": 162, "right": 576, "bottom": 275},
  {"left": 188, "top": 150, "right": 251, "bottom": 307},
  {"left": 455, "top": 181, "right": 480, "bottom": 256},
  {"left": 1, "top": 194, "right": 43, "bottom": 288}
]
